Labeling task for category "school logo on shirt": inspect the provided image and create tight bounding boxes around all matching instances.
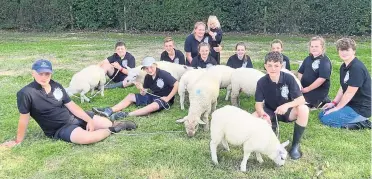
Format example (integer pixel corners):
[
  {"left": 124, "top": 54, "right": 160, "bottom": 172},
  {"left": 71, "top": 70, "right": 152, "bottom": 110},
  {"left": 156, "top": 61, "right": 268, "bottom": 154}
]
[
  {"left": 53, "top": 87, "right": 63, "bottom": 101},
  {"left": 312, "top": 59, "right": 320, "bottom": 71},
  {"left": 206, "top": 63, "right": 213, "bottom": 68},
  {"left": 203, "top": 37, "right": 209, "bottom": 43},
  {"left": 344, "top": 71, "right": 349, "bottom": 84},
  {"left": 280, "top": 84, "right": 289, "bottom": 100},
  {"left": 122, "top": 59, "right": 128, "bottom": 67},
  {"left": 156, "top": 78, "right": 164, "bottom": 89},
  {"left": 241, "top": 61, "right": 248, "bottom": 68},
  {"left": 174, "top": 58, "right": 179, "bottom": 64}
]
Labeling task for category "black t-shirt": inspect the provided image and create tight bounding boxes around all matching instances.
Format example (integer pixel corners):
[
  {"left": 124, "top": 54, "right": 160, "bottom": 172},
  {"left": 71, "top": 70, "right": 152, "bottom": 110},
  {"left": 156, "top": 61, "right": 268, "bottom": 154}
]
[
  {"left": 255, "top": 72, "right": 303, "bottom": 111},
  {"left": 184, "top": 34, "right": 209, "bottom": 66},
  {"left": 282, "top": 54, "right": 291, "bottom": 71},
  {"left": 160, "top": 49, "right": 186, "bottom": 65},
  {"left": 298, "top": 54, "right": 332, "bottom": 106},
  {"left": 340, "top": 58, "right": 371, "bottom": 118},
  {"left": 17, "top": 80, "right": 73, "bottom": 137},
  {"left": 143, "top": 68, "right": 177, "bottom": 104},
  {"left": 191, "top": 55, "right": 217, "bottom": 69},
  {"left": 205, "top": 28, "right": 223, "bottom": 63},
  {"left": 107, "top": 52, "right": 136, "bottom": 82},
  {"left": 226, "top": 54, "right": 253, "bottom": 69}
]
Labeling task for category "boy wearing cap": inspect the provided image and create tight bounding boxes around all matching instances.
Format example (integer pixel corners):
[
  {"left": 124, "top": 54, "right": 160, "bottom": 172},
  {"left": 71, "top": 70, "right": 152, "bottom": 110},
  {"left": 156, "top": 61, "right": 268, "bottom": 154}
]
[
  {"left": 252, "top": 52, "right": 309, "bottom": 160},
  {"left": 93, "top": 57, "right": 179, "bottom": 119},
  {"left": 1, "top": 59, "right": 136, "bottom": 147}
]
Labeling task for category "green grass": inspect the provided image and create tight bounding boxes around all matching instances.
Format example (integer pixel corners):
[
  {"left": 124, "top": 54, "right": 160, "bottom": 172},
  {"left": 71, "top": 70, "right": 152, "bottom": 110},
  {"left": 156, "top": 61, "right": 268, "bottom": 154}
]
[{"left": 0, "top": 31, "right": 370, "bottom": 178}]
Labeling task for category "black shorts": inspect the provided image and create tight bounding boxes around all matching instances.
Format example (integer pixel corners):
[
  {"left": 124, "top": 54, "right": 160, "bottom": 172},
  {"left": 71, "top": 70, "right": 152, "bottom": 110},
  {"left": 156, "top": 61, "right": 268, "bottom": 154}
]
[
  {"left": 263, "top": 106, "right": 293, "bottom": 127},
  {"left": 108, "top": 69, "right": 126, "bottom": 83},
  {"left": 135, "top": 94, "right": 172, "bottom": 112},
  {"left": 53, "top": 111, "right": 95, "bottom": 143}
]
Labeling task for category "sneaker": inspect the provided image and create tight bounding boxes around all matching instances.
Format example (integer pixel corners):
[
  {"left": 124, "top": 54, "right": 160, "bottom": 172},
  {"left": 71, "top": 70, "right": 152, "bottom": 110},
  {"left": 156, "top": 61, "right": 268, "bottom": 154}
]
[
  {"left": 110, "top": 120, "right": 137, "bottom": 133},
  {"left": 110, "top": 111, "right": 129, "bottom": 121},
  {"left": 92, "top": 107, "right": 113, "bottom": 118}
]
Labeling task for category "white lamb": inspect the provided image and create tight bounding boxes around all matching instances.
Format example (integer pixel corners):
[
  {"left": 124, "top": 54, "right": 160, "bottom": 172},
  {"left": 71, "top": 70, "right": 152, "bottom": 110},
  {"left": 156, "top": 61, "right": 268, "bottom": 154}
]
[
  {"left": 178, "top": 68, "right": 206, "bottom": 110},
  {"left": 206, "top": 65, "right": 234, "bottom": 88},
  {"left": 281, "top": 68, "right": 302, "bottom": 88},
  {"left": 122, "top": 61, "right": 192, "bottom": 86},
  {"left": 225, "top": 68, "right": 265, "bottom": 106},
  {"left": 176, "top": 72, "right": 220, "bottom": 137},
  {"left": 65, "top": 65, "right": 106, "bottom": 103},
  {"left": 210, "top": 105, "right": 289, "bottom": 172}
]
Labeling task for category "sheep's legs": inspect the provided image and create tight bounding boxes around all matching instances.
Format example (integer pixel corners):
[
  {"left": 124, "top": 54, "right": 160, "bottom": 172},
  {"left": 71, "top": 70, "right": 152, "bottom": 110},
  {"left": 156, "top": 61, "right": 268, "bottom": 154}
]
[
  {"left": 212, "top": 100, "right": 217, "bottom": 112},
  {"left": 221, "top": 138, "right": 230, "bottom": 151},
  {"left": 203, "top": 108, "right": 211, "bottom": 132},
  {"left": 210, "top": 140, "right": 219, "bottom": 165},
  {"left": 255, "top": 152, "right": 264, "bottom": 163},
  {"left": 230, "top": 87, "right": 240, "bottom": 107},
  {"left": 225, "top": 84, "right": 232, "bottom": 101},
  {"left": 179, "top": 91, "right": 185, "bottom": 110},
  {"left": 80, "top": 93, "right": 90, "bottom": 103},
  {"left": 240, "top": 151, "right": 251, "bottom": 172},
  {"left": 100, "top": 85, "right": 104, "bottom": 97}
]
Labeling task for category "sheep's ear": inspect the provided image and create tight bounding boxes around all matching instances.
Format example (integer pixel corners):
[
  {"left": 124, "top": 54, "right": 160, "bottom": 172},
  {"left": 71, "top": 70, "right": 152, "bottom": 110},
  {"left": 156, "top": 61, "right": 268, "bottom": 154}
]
[
  {"left": 176, "top": 117, "right": 187, "bottom": 123},
  {"left": 198, "top": 119, "right": 206, "bottom": 125},
  {"left": 281, "top": 140, "right": 290, "bottom": 147}
]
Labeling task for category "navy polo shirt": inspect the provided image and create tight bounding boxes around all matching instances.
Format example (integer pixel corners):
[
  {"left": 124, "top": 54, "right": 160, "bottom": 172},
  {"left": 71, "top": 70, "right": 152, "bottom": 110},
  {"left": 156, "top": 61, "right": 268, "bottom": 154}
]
[
  {"left": 107, "top": 52, "right": 136, "bottom": 82},
  {"left": 255, "top": 72, "right": 303, "bottom": 111},
  {"left": 226, "top": 54, "right": 253, "bottom": 69},
  {"left": 298, "top": 54, "right": 332, "bottom": 106},
  {"left": 143, "top": 68, "right": 177, "bottom": 104},
  {"left": 206, "top": 28, "right": 223, "bottom": 64},
  {"left": 17, "top": 80, "right": 73, "bottom": 137},
  {"left": 340, "top": 58, "right": 371, "bottom": 118},
  {"left": 160, "top": 49, "right": 186, "bottom": 65},
  {"left": 191, "top": 55, "right": 217, "bottom": 69},
  {"left": 184, "top": 34, "right": 209, "bottom": 66},
  {"left": 282, "top": 54, "right": 291, "bottom": 70}
]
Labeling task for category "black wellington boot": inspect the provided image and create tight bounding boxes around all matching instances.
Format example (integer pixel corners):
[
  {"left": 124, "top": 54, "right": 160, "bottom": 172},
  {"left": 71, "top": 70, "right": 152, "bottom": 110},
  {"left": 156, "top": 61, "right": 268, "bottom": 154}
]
[{"left": 289, "top": 123, "right": 305, "bottom": 160}]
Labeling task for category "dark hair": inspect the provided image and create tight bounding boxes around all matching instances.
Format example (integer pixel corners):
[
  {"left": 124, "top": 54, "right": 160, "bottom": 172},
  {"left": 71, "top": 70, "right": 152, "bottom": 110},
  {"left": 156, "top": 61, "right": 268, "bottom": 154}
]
[
  {"left": 336, "top": 38, "right": 356, "bottom": 51},
  {"left": 264, "top": 51, "right": 283, "bottom": 64},
  {"left": 115, "top": 41, "right": 126, "bottom": 49}
]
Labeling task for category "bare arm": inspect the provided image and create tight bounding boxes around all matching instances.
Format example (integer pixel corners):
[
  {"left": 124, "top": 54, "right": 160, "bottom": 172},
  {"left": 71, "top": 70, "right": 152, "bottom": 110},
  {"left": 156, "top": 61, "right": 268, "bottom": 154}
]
[
  {"left": 165, "top": 81, "right": 179, "bottom": 102},
  {"left": 335, "top": 86, "right": 358, "bottom": 109},
  {"left": 297, "top": 73, "right": 303, "bottom": 81},
  {"left": 333, "top": 87, "right": 344, "bottom": 103},
  {"left": 285, "top": 95, "right": 306, "bottom": 108},
  {"left": 1, "top": 113, "right": 30, "bottom": 147},
  {"left": 185, "top": 52, "right": 192, "bottom": 64},
  {"left": 255, "top": 102, "right": 266, "bottom": 117},
  {"left": 303, "top": 78, "right": 326, "bottom": 92}
]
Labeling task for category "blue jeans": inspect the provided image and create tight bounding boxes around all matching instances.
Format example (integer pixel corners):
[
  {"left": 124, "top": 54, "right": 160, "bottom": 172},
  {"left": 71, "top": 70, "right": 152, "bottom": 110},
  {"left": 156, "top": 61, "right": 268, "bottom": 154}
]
[{"left": 318, "top": 106, "right": 368, "bottom": 128}]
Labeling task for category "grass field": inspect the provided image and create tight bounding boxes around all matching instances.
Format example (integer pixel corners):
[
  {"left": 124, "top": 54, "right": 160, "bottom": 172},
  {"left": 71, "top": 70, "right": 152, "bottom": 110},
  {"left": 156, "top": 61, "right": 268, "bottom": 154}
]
[{"left": 0, "top": 31, "right": 370, "bottom": 178}]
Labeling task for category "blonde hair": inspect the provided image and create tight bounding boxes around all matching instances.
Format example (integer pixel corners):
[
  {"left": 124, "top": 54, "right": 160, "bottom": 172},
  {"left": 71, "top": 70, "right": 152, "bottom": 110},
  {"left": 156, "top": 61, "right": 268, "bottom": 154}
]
[
  {"left": 336, "top": 38, "right": 356, "bottom": 51},
  {"left": 198, "top": 42, "right": 210, "bottom": 52},
  {"left": 193, "top": 21, "right": 206, "bottom": 34},
  {"left": 164, "top": 36, "right": 174, "bottom": 44},
  {"left": 207, "top": 15, "right": 221, "bottom": 29},
  {"left": 309, "top": 36, "right": 326, "bottom": 54},
  {"left": 271, "top": 39, "right": 283, "bottom": 48}
]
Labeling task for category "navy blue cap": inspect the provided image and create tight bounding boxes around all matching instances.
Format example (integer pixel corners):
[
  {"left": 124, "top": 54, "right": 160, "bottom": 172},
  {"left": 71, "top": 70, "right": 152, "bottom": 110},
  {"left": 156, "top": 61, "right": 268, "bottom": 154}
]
[{"left": 32, "top": 59, "right": 53, "bottom": 73}]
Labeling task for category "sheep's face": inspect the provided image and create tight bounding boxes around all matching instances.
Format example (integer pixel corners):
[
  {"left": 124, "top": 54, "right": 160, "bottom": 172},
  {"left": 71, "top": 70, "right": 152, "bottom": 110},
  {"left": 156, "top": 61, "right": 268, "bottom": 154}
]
[
  {"left": 176, "top": 116, "right": 206, "bottom": 137},
  {"left": 274, "top": 140, "right": 290, "bottom": 166},
  {"left": 123, "top": 69, "right": 140, "bottom": 86}
]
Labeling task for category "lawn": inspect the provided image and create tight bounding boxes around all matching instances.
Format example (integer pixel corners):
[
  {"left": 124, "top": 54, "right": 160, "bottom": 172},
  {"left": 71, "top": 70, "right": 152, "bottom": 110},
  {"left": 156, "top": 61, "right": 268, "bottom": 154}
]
[{"left": 0, "top": 31, "right": 370, "bottom": 178}]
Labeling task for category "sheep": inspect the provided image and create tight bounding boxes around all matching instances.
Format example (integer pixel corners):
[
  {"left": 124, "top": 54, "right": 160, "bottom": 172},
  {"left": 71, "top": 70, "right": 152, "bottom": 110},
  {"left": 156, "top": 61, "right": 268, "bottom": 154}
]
[
  {"left": 281, "top": 68, "right": 302, "bottom": 88},
  {"left": 65, "top": 65, "right": 106, "bottom": 103},
  {"left": 225, "top": 68, "right": 265, "bottom": 106},
  {"left": 176, "top": 72, "right": 220, "bottom": 137},
  {"left": 178, "top": 68, "right": 206, "bottom": 110},
  {"left": 206, "top": 65, "right": 234, "bottom": 88},
  {"left": 122, "top": 61, "right": 192, "bottom": 86},
  {"left": 210, "top": 105, "right": 290, "bottom": 172}
]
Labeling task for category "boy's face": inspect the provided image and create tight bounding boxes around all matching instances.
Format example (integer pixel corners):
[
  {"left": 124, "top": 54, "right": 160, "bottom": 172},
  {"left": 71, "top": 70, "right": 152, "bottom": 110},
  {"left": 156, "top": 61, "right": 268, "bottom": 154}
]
[
  {"left": 310, "top": 40, "right": 323, "bottom": 57},
  {"left": 194, "top": 25, "right": 206, "bottom": 38},
  {"left": 236, "top": 45, "right": 246, "bottom": 58},
  {"left": 271, "top": 43, "right": 283, "bottom": 53},
  {"left": 143, "top": 65, "right": 156, "bottom": 76},
  {"left": 199, "top": 46, "right": 210, "bottom": 60},
  {"left": 264, "top": 61, "right": 282, "bottom": 77},
  {"left": 164, "top": 41, "right": 174, "bottom": 53},
  {"left": 338, "top": 48, "right": 355, "bottom": 61},
  {"left": 32, "top": 71, "right": 52, "bottom": 87},
  {"left": 115, "top": 45, "right": 126, "bottom": 58}
]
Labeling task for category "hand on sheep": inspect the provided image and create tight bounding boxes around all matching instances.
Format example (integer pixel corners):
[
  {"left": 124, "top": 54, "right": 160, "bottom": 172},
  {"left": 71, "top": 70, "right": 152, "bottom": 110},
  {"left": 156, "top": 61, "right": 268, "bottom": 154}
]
[
  {"left": 86, "top": 120, "right": 95, "bottom": 132},
  {"left": 275, "top": 104, "right": 289, "bottom": 115},
  {"left": 111, "top": 62, "right": 122, "bottom": 70}
]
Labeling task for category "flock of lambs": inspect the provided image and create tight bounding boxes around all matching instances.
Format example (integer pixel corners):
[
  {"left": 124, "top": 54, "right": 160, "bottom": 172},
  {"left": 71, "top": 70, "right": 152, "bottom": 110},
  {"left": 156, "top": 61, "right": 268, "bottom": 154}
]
[{"left": 64, "top": 61, "right": 301, "bottom": 171}]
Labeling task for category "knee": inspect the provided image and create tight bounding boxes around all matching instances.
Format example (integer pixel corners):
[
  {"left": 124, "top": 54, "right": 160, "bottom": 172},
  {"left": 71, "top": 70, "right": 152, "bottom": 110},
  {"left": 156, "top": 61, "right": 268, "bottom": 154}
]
[{"left": 296, "top": 105, "right": 309, "bottom": 115}]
